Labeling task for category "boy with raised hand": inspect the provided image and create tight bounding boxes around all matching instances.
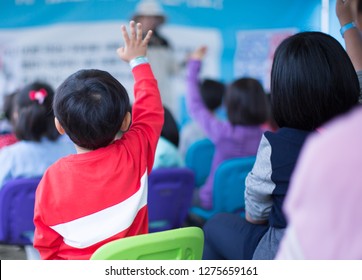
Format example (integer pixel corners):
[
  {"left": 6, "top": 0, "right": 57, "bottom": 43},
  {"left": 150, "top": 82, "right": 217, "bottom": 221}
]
[{"left": 33, "top": 21, "right": 164, "bottom": 260}]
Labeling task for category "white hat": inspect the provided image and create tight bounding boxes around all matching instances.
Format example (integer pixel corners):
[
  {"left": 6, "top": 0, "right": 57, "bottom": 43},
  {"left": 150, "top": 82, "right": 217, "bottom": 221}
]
[{"left": 133, "top": 0, "right": 166, "bottom": 18}]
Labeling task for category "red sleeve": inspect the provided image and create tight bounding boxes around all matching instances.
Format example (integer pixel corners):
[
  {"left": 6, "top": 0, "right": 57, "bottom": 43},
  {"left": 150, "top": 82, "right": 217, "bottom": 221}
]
[
  {"left": 33, "top": 174, "right": 63, "bottom": 260},
  {"left": 126, "top": 63, "right": 164, "bottom": 173}
]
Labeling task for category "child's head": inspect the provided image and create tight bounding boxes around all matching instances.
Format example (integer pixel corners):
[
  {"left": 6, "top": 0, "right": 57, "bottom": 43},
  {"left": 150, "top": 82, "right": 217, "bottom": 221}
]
[
  {"left": 200, "top": 79, "right": 225, "bottom": 111},
  {"left": 271, "top": 31, "right": 359, "bottom": 131},
  {"left": 161, "top": 106, "right": 179, "bottom": 147},
  {"left": 225, "top": 78, "right": 268, "bottom": 126},
  {"left": 54, "top": 69, "right": 131, "bottom": 150},
  {"left": 13, "top": 81, "right": 59, "bottom": 142}
]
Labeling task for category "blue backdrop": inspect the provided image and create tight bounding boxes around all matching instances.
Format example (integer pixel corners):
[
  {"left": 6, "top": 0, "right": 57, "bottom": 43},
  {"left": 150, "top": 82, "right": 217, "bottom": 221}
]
[{"left": 0, "top": 0, "right": 322, "bottom": 81}]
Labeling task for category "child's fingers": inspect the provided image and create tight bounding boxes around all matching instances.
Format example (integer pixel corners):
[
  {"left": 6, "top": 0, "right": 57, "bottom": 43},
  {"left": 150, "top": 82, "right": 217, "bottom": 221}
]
[
  {"left": 129, "top": 21, "right": 136, "bottom": 40},
  {"left": 121, "top": 25, "right": 130, "bottom": 45},
  {"left": 136, "top": 23, "right": 143, "bottom": 44},
  {"left": 142, "top": 30, "right": 153, "bottom": 46}
]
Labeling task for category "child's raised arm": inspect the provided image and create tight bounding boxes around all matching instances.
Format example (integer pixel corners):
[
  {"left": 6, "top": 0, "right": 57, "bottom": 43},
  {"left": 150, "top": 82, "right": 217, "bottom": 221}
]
[
  {"left": 116, "top": 20, "right": 164, "bottom": 174},
  {"left": 117, "top": 21, "right": 153, "bottom": 62}
]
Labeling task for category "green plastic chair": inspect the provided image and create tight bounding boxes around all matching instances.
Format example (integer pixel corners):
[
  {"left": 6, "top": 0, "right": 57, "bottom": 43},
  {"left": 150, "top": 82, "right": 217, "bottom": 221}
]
[{"left": 90, "top": 227, "right": 204, "bottom": 260}]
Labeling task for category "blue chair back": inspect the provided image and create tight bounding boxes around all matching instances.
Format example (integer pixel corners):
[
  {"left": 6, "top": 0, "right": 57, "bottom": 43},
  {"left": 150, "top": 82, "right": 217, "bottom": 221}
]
[
  {"left": 148, "top": 168, "right": 195, "bottom": 232},
  {"left": 213, "top": 156, "right": 256, "bottom": 213},
  {"left": 190, "top": 156, "right": 256, "bottom": 220},
  {"left": 185, "top": 138, "right": 215, "bottom": 187},
  {"left": 0, "top": 178, "right": 41, "bottom": 245}
]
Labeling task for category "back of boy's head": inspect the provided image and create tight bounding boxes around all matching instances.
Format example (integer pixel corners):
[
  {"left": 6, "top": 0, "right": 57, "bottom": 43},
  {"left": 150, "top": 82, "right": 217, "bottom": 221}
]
[
  {"left": 225, "top": 77, "right": 268, "bottom": 126},
  {"left": 161, "top": 106, "right": 179, "bottom": 147},
  {"left": 271, "top": 31, "right": 359, "bottom": 131},
  {"left": 14, "top": 81, "right": 59, "bottom": 142},
  {"left": 54, "top": 69, "right": 130, "bottom": 150},
  {"left": 200, "top": 79, "right": 225, "bottom": 111}
]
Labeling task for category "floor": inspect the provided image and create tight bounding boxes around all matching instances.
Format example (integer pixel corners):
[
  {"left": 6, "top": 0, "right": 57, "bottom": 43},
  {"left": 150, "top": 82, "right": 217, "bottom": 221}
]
[{"left": 0, "top": 244, "right": 27, "bottom": 260}]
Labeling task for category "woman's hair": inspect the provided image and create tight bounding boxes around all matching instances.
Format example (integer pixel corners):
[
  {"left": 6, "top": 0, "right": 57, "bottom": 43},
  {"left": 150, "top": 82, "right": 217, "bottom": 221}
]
[
  {"left": 161, "top": 106, "right": 179, "bottom": 147},
  {"left": 271, "top": 31, "right": 359, "bottom": 131},
  {"left": 13, "top": 81, "right": 59, "bottom": 141},
  {"left": 54, "top": 69, "right": 130, "bottom": 150},
  {"left": 225, "top": 77, "right": 268, "bottom": 126},
  {"left": 200, "top": 79, "right": 225, "bottom": 111}
]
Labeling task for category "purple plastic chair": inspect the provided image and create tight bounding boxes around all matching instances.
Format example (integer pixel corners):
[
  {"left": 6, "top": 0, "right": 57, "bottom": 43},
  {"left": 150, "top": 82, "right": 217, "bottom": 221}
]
[
  {"left": 148, "top": 168, "right": 195, "bottom": 233},
  {"left": 0, "top": 177, "right": 41, "bottom": 245}
]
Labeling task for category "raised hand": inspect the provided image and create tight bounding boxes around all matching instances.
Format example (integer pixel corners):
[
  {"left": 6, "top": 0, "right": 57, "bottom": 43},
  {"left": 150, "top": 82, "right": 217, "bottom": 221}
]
[
  {"left": 190, "top": 46, "right": 207, "bottom": 61},
  {"left": 336, "top": 0, "right": 354, "bottom": 26},
  {"left": 117, "top": 21, "right": 153, "bottom": 62}
]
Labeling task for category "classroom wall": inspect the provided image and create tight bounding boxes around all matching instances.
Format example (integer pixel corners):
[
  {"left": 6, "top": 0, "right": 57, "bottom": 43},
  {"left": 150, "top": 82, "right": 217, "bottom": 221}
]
[{"left": 0, "top": 0, "right": 323, "bottom": 123}]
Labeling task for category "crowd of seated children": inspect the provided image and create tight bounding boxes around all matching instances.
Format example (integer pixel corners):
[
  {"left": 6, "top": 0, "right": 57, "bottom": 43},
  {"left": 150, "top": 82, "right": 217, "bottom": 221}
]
[
  {"left": 0, "top": 81, "right": 75, "bottom": 188},
  {"left": 202, "top": 29, "right": 360, "bottom": 260},
  {"left": 3, "top": 0, "right": 361, "bottom": 261}
]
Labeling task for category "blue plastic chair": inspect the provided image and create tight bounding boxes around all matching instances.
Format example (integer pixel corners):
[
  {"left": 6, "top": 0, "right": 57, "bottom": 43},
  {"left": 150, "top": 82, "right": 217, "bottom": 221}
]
[
  {"left": 185, "top": 138, "right": 215, "bottom": 187},
  {"left": 190, "top": 156, "right": 256, "bottom": 220},
  {"left": 148, "top": 168, "right": 195, "bottom": 232}
]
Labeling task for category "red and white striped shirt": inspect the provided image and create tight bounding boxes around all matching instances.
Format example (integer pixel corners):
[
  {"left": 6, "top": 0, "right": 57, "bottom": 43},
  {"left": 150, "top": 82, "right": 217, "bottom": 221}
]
[{"left": 33, "top": 64, "right": 164, "bottom": 259}]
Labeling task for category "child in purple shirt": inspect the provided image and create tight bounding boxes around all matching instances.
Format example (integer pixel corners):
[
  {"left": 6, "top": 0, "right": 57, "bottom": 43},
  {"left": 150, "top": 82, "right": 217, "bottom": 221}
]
[{"left": 186, "top": 46, "right": 269, "bottom": 210}]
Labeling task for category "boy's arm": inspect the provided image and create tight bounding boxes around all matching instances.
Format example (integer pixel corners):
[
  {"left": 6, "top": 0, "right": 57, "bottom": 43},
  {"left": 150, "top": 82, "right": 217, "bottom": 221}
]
[
  {"left": 130, "top": 64, "right": 164, "bottom": 171},
  {"left": 117, "top": 21, "right": 164, "bottom": 171}
]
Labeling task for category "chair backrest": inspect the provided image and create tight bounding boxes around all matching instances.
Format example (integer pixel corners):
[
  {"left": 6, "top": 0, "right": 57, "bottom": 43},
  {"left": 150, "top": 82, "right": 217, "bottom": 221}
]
[
  {"left": 91, "top": 226, "right": 204, "bottom": 260},
  {"left": 185, "top": 138, "right": 215, "bottom": 187},
  {"left": 0, "top": 177, "right": 41, "bottom": 245},
  {"left": 213, "top": 156, "right": 256, "bottom": 213},
  {"left": 148, "top": 168, "right": 195, "bottom": 232}
]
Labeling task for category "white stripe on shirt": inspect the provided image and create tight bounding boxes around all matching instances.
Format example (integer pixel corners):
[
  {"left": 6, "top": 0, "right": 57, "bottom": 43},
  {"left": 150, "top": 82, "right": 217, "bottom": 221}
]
[{"left": 50, "top": 170, "right": 148, "bottom": 249}]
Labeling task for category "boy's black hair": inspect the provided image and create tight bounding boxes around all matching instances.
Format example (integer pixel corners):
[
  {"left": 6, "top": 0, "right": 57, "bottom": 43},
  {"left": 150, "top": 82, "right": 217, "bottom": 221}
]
[
  {"left": 14, "top": 81, "right": 59, "bottom": 141},
  {"left": 225, "top": 78, "right": 268, "bottom": 126},
  {"left": 161, "top": 106, "right": 179, "bottom": 147},
  {"left": 271, "top": 31, "right": 359, "bottom": 131},
  {"left": 54, "top": 69, "right": 130, "bottom": 150},
  {"left": 200, "top": 79, "right": 225, "bottom": 111}
]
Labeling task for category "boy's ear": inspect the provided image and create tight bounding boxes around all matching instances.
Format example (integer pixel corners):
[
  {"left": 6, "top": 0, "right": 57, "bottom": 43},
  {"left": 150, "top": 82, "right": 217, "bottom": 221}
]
[
  {"left": 120, "top": 112, "right": 132, "bottom": 132},
  {"left": 54, "top": 117, "right": 65, "bottom": 135}
]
